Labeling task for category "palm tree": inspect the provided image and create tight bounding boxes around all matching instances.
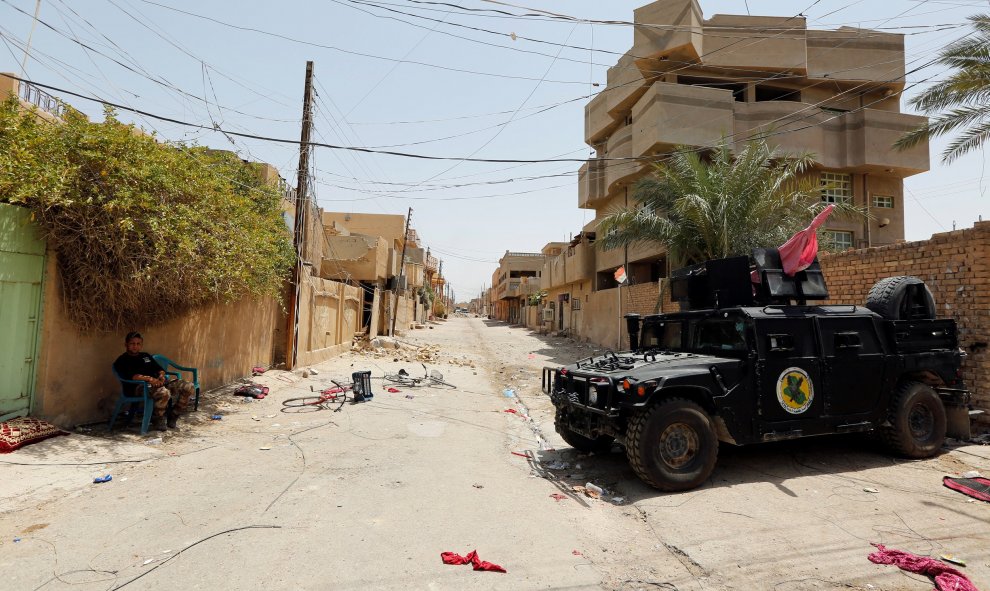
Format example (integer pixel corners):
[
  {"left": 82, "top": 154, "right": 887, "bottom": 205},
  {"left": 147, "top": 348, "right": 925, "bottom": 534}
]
[
  {"left": 596, "top": 138, "right": 858, "bottom": 267},
  {"left": 895, "top": 15, "right": 990, "bottom": 163}
]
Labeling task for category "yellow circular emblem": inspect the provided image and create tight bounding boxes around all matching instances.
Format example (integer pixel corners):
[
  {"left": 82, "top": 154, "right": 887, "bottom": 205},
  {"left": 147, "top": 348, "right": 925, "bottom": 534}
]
[{"left": 776, "top": 367, "right": 814, "bottom": 414}]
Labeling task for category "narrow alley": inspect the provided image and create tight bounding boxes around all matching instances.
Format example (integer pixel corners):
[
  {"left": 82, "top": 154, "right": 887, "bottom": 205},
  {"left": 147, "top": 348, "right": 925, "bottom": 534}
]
[{"left": 2, "top": 318, "right": 988, "bottom": 590}]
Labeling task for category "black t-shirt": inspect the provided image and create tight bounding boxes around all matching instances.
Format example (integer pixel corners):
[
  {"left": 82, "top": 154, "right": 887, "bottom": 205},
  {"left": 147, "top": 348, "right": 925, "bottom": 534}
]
[{"left": 113, "top": 352, "right": 165, "bottom": 381}]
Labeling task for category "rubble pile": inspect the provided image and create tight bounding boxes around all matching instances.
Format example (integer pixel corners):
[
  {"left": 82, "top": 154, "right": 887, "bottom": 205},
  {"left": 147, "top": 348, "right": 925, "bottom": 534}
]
[{"left": 350, "top": 336, "right": 449, "bottom": 364}]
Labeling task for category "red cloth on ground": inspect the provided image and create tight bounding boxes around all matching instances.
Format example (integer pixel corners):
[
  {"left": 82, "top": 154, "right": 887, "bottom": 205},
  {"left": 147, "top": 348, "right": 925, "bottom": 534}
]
[
  {"left": 867, "top": 543, "right": 979, "bottom": 591},
  {"left": 778, "top": 204, "right": 835, "bottom": 276},
  {"left": 441, "top": 550, "right": 506, "bottom": 573}
]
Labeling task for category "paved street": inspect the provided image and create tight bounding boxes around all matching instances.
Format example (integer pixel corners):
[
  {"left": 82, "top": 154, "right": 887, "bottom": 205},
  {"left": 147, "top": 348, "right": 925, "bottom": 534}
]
[{"left": 2, "top": 317, "right": 989, "bottom": 590}]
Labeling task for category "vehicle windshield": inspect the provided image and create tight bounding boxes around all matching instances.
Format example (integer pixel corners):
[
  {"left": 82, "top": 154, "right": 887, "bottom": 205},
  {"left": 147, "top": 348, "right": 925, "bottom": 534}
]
[
  {"left": 639, "top": 317, "right": 748, "bottom": 354},
  {"left": 640, "top": 321, "right": 684, "bottom": 350},
  {"left": 690, "top": 318, "right": 748, "bottom": 352}
]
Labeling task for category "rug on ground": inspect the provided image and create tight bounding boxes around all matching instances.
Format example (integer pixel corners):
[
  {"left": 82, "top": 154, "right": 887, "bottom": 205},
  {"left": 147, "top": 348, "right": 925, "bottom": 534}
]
[{"left": 0, "top": 417, "right": 69, "bottom": 453}]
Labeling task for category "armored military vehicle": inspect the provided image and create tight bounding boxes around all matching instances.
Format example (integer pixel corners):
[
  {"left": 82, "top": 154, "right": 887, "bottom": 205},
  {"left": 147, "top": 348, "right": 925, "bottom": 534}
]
[{"left": 543, "top": 249, "right": 973, "bottom": 491}]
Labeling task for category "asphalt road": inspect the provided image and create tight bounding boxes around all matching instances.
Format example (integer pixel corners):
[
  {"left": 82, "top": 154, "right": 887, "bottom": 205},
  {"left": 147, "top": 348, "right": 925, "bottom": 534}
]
[{"left": 2, "top": 316, "right": 988, "bottom": 590}]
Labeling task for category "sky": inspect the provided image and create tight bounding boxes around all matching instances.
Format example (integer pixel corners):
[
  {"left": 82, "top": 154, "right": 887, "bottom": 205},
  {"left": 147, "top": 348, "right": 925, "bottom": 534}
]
[{"left": 1, "top": 0, "right": 988, "bottom": 302}]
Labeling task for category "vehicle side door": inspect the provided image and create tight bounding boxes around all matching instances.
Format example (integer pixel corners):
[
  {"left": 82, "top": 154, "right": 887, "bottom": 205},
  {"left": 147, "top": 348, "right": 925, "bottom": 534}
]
[
  {"left": 755, "top": 317, "right": 823, "bottom": 423},
  {"left": 818, "top": 316, "right": 886, "bottom": 416}
]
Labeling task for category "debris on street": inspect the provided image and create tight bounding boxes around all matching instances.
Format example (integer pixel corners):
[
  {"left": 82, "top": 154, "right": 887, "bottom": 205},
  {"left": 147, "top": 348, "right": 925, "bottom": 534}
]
[{"left": 440, "top": 550, "right": 506, "bottom": 573}]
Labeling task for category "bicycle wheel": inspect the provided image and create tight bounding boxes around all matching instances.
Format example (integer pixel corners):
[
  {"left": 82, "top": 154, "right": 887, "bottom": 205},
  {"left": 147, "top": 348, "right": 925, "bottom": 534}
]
[
  {"left": 428, "top": 370, "right": 457, "bottom": 389},
  {"left": 282, "top": 396, "right": 327, "bottom": 407},
  {"left": 384, "top": 374, "right": 417, "bottom": 387}
]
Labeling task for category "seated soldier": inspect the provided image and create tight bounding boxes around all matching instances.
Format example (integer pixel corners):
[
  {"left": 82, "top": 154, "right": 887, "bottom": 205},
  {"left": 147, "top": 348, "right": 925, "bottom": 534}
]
[{"left": 112, "top": 332, "right": 195, "bottom": 431}]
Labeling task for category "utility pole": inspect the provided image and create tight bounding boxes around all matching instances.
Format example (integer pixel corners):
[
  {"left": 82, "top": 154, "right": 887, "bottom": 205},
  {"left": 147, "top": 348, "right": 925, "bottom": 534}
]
[
  {"left": 390, "top": 207, "right": 413, "bottom": 336},
  {"left": 286, "top": 61, "right": 314, "bottom": 370}
]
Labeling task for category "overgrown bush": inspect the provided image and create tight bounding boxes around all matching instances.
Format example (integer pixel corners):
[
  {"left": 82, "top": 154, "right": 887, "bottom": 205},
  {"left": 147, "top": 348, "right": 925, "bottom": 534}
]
[{"left": 0, "top": 97, "right": 295, "bottom": 331}]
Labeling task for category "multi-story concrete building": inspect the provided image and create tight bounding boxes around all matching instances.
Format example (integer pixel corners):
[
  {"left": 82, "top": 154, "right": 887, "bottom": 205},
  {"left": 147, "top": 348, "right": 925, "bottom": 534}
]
[
  {"left": 491, "top": 250, "right": 550, "bottom": 323},
  {"left": 579, "top": 0, "right": 929, "bottom": 289}
]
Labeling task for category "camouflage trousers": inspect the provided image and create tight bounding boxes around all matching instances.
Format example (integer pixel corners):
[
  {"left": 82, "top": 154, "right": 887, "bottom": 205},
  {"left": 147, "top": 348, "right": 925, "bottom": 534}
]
[{"left": 138, "top": 380, "right": 195, "bottom": 418}]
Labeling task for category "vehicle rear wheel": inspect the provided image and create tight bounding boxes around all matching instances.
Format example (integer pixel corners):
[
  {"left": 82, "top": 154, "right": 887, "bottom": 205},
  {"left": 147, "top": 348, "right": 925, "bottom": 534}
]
[
  {"left": 554, "top": 413, "right": 614, "bottom": 453},
  {"left": 626, "top": 398, "right": 718, "bottom": 491},
  {"left": 882, "top": 381, "right": 946, "bottom": 458}
]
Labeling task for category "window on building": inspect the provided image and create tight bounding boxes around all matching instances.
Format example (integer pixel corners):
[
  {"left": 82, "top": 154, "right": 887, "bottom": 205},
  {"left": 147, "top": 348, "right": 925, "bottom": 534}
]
[
  {"left": 822, "top": 230, "right": 854, "bottom": 251},
  {"left": 678, "top": 76, "right": 746, "bottom": 102},
  {"left": 820, "top": 172, "right": 852, "bottom": 204},
  {"left": 872, "top": 194, "right": 894, "bottom": 208},
  {"left": 755, "top": 85, "right": 800, "bottom": 102}
]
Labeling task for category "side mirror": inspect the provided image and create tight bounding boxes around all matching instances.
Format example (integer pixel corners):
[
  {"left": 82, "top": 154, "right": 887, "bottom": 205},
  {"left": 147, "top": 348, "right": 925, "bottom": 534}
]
[
  {"left": 768, "top": 334, "right": 795, "bottom": 352},
  {"left": 834, "top": 331, "right": 862, "bottom": 350}
]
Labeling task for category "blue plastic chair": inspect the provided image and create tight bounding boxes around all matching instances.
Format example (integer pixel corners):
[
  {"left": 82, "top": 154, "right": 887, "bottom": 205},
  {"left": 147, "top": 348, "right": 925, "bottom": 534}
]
[
  {"left": 153, "top": 355, "right": 200, "bottom": 411},
  {"left": 109, "top": 367, "right": 154, "bottom": 435}
]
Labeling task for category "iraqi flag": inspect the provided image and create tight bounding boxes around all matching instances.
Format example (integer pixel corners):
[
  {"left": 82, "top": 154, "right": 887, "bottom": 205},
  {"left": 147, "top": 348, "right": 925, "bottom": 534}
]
[{"left": 778, "top": 204, "right": 836, "bottom": 276}]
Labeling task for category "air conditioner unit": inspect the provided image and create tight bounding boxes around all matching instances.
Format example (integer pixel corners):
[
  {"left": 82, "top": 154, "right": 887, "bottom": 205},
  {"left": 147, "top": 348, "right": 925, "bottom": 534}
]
[{"left": 542, "top": 307, "right": 554, "bottom": 321}]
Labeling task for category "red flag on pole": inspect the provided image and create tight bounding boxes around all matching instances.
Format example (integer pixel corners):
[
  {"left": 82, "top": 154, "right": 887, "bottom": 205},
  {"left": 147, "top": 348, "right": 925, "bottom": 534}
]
[{"left": 778, "top": 204, "right": 835, "bottom": 276}]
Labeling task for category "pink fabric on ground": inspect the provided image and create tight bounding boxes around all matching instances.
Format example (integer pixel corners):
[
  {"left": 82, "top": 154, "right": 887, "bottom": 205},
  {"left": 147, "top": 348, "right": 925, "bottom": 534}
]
[
  {"left": 867, "top": 543, "right": 979, "bottom": 591},
  {"left": 778, "top": 204, "right": 835, "bottom": 276}
]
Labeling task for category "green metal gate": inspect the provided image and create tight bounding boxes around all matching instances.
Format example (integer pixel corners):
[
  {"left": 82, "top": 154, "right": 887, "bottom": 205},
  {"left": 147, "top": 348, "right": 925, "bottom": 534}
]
[{"left": 0, "top": 203, "right": 45, "bottom": 420}]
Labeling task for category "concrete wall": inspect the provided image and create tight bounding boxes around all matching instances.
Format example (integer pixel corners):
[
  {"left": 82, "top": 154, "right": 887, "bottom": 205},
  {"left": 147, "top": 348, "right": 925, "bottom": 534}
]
[
  {"left": 820, "top": 223, "right": 990, "bottom": 423},
  {"left": 295, "top": 272, "right": 362, "bottom": 368},
  {"left": 322, "top": 212, "right": 406, "bottom": 249},
  {"left": 321, "top": 234, "right": 388, "bottom": 282},
  {"left": 33, "top": 248, "right": 282, "bottom": 426}
]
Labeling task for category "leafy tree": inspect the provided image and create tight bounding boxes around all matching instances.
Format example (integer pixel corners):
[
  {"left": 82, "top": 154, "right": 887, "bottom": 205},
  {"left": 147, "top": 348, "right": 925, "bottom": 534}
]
[
  {"left": 0, "top": 97, "right": 295, "bottom": 331},
  {"left": 596, "top": 138, "right": 861, "bottom": 267},
  {"left": 896, "top": 15, "right": 990, "bottom": 163}
]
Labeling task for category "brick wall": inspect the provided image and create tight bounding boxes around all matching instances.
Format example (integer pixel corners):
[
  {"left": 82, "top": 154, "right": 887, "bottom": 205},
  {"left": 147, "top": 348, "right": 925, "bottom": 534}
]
[
  {"left": 623, "top": 279, "right": 676, "bottom": 317},
  {"left": 819, "top": 221, "right": 990, "bottom": 424}
]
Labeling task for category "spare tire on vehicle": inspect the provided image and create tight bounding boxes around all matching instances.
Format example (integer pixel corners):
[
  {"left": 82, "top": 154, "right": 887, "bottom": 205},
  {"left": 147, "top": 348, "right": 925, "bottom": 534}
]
[{"left": 866, "top": 276, "right": 936, "bottom": 320}]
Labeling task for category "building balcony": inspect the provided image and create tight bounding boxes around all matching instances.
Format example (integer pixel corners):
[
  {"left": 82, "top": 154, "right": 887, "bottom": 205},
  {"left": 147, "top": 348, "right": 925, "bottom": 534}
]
[
  {"left": 596, "top": 245, "right": 625, "bottom": 274},
  {"left": 628, "top": 80, "right": 928, "bottom": 177},
  {"left": 564, "top": 242, "right": 596, "bottom": 286},
  {"left": 807, "top": 29, "right": 904, "bottom": 86},
  {"left": 585, "top": 92, "right": 616, "bottom": 146},
  {"left": 632, "top": 0, "right": 703, "bottom": 65},
  {"left": 542, "top": 256, "right": 565, "bottom": 290},
  {"left": 632, "top": 81, "right": 735, "bottom": 157},
  {"left": 732, "top": 102, "right": 929, "bottom": 176},
  {"left": 701, "top": 15, "right": 808, "bottom": 73},
  {"left": 605, "top": 53, "right": 651, "bottom": 118},
  {"left": 605, "top": 125, "right": 640, "bottom": 193},
  {"left": 578, "top": 159, "right": 607, "bottom": 209}
]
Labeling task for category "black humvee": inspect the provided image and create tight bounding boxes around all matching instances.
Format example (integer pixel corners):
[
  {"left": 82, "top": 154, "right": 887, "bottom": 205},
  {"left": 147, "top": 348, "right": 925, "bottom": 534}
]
[{"left": 543, "top": 249, "right": 973, "bottom": 491}]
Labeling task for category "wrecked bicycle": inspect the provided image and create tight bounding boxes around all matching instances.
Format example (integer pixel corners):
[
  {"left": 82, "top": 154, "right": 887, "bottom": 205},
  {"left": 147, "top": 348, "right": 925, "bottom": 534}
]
[
  {"left": 282, "top": 371, "right": 374, "bottom": 412},
  {"left": 384, "top": 364, "right": 457, "bottom": 389}
]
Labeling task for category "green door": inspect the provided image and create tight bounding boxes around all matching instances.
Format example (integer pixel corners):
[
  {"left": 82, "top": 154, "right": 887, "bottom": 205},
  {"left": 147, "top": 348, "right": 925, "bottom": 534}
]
[{"left": 0, "top": 203, "right": 45, "bottom": 421}]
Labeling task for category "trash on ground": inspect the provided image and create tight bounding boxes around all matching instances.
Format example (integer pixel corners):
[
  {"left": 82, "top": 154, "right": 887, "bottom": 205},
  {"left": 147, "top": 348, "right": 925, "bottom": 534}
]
[
  {"left": 387, "top": 387, "right": 401, "bottom": 393},
  {"left": 544, "top": 460, "right": 570, "bottom": 470},
  {"left": 504, "top": 408, "right": 518, "bottom": 415},
  {"left": 251, "top": 366, "right": 266, "bottom": 375},
  {"left": 942, "top": 475, "right": 990, "bottom": 502},
  {"left": 259, "top": 446, "right": 271, "bottom": 451},
  {"left": 308, "top": 368, "right": 319, "bottom": 376},
  {"left": 611, "top": 496, "right": 626, "bottom": 505},
  {"left": 145, "top": 438, "right": 162, "bottom": 445},
  {"left": 251, "top": 415, "right": 260, "bottom": 421},
  {"left": 472, "top": 483, "right": 484, "bottom": 489},
  {"left": 572, "top": 550, "right": 583, "bottom": 556},
  {"left": 13, "top": 537, "right": 20, "bottom": 543},
  {"left": 941, "top": 554, "right": 968, "bottom": 567},
  {"left": 868, "top": 543, "right": 977, "bottom": 591},
  {"left": 405, "top": 394, "right": 414, "bottom": 400},
  {"left": 234, "top": 384, "right": 269, "bottom": 400},
  {"left": 93, "top": 475, "right": 112, "bottom": 484},
  {"left": 441, "top": 550, "right": 506, "bottom": 573},
  {"left": 961, "top": 470, "right": 982, "bottom": 479},
  {"left": 502, "top": 388, "right": 515, "bottom": 397},
  {"left": 863, "top": 487, "right": 880, "bottom": 494},
  {"left": 550, "top": 493, "right": 567, "bottom": 501},
  {"left": 585, "top": 482, "right": 605, "bottom": 498},
  {"left": 510, "top": 451, "right": 529, "bottom": 458},
  {"left": 142, "top": 558, "right": 155, "bottom": 565},
  {"left": 210, "top": 415, "right": 222, "bottom": 420}
]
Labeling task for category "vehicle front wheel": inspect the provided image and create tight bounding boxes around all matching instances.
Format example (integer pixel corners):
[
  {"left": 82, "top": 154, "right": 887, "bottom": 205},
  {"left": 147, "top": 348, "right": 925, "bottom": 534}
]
[
  {"left": 882, "top": 381, "right": 946, "bottom": 458},
  {"left": 626, "top": 398, "right": 718, "bottom": 491},
  {"left": 554, "top": 413, "right": 614, "bottom": 453}
]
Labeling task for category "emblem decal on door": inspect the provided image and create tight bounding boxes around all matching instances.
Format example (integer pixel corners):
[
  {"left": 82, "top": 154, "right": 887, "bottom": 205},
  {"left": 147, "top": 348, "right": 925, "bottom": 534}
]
[{"left": 776, "top": 367, "right": 814, "bottom": 414}]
